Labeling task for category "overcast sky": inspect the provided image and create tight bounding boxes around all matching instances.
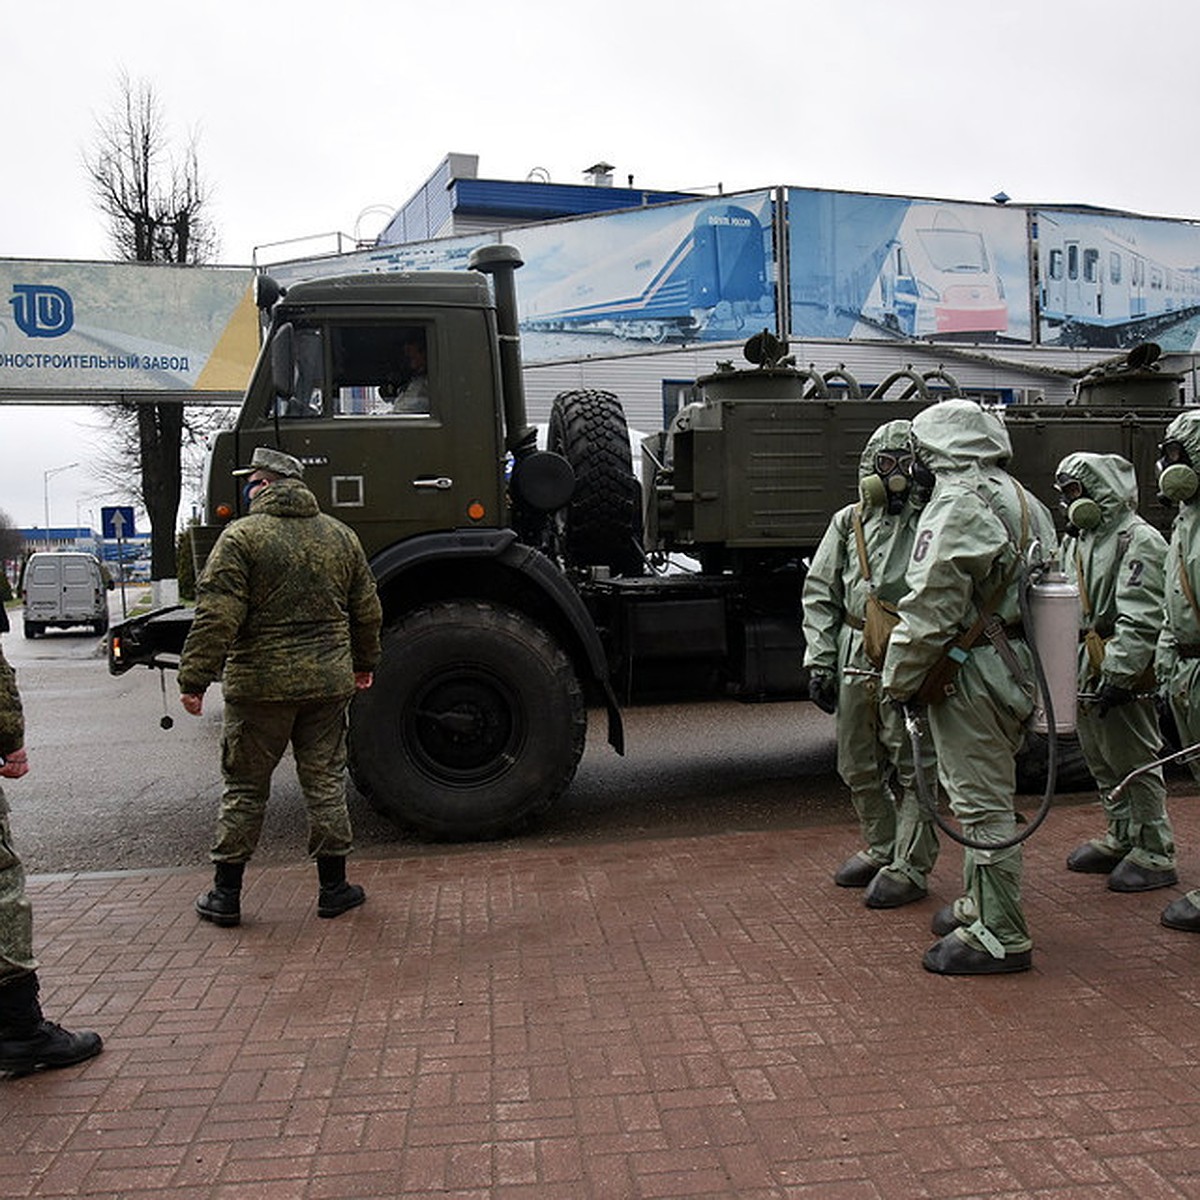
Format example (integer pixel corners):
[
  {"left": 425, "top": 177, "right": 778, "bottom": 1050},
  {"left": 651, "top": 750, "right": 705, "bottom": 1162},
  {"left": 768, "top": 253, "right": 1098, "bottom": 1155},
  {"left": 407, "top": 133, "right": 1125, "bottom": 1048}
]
[{"left": 4, "top": 0, "right": 1200, "bottom": 531}]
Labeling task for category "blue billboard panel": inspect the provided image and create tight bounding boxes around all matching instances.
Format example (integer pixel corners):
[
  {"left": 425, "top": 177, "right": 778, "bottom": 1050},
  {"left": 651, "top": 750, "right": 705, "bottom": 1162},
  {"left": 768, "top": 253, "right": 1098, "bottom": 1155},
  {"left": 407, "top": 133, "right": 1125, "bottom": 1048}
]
[
  {"left": 511, "top": 193, "right": 776, "bottom": 357},
  {"left": 786, "top": 189, "right": 1032, "bottom": 345},
  {"left": 1035, "top": 210, "right": 1200, "bottom": 350}
]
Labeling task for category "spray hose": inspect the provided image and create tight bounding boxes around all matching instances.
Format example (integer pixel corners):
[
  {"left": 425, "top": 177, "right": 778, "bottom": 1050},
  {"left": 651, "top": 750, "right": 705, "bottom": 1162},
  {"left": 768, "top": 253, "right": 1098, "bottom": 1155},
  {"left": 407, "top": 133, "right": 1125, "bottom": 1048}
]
[
  {"left": 1107, "top": 739, "right": 1200, "bottom": 803},
  {"left": 902, "top": 556, "right": 1059, "bottom": 851}
]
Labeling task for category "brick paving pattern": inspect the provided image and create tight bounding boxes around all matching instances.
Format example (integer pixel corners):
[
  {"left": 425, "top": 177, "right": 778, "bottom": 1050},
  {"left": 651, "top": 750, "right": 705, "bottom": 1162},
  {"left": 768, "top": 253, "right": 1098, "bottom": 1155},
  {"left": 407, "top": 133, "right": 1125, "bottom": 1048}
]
[{"left": 3, "top": 797, "right": 1200, "bottom": 1198}]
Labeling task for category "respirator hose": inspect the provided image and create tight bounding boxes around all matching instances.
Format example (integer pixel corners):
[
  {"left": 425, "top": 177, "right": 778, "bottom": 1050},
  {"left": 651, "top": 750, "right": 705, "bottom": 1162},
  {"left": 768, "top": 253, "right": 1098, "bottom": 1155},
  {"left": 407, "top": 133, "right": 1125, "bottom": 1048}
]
[{"left": 904, "top": 561, "right": 1058, "bottom": 850}]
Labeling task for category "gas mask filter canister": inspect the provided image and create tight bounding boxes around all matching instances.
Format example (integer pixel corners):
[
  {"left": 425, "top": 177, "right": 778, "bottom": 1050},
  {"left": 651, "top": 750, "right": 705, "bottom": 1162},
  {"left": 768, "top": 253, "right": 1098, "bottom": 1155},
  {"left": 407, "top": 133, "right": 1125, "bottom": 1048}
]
[
  {"left": 1159, "top": 462, "right": 1199, "bottom": 503},
  {"left": 1066, "top": 496, "right": 1102, "bottom": 530}
]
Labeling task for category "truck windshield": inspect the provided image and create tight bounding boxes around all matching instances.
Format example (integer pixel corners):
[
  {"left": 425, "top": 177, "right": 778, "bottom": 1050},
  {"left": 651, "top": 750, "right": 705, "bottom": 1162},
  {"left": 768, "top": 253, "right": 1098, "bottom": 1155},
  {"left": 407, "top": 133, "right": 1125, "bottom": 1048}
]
[
  {"left": 332, "top": 323, "right": 431, "bottom": 417},
  {"left": 266, "top": 323, "right": 432, "bottom": 418}
]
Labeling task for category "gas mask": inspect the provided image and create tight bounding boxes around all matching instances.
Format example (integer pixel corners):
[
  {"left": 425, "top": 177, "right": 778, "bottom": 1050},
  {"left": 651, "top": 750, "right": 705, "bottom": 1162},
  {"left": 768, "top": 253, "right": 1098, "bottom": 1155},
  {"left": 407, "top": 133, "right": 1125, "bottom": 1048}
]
[
  {"left": 859, "top": 448, "right": 914, "bottom": 514},
  {"left": 1055, "top": 473, "right": 1101, "bottom": 532},
  {"left": 1156, "top": 439, "right": 1199, "bottom": 504}
]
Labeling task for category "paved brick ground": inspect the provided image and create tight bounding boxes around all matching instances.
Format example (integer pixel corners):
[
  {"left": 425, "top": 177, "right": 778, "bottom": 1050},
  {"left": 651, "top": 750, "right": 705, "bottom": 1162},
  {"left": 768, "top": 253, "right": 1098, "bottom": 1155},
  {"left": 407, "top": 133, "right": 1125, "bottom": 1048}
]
[{"left": 4, "top": 794, "right": 1200, "bottom": 1199}]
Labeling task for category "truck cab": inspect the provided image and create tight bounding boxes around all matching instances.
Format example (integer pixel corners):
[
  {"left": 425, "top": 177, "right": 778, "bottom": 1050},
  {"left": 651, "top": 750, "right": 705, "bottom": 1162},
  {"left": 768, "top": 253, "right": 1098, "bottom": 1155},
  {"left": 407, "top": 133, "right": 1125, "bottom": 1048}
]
[{"left": 198, "top": 270, "right": 510, "bottom": 567}]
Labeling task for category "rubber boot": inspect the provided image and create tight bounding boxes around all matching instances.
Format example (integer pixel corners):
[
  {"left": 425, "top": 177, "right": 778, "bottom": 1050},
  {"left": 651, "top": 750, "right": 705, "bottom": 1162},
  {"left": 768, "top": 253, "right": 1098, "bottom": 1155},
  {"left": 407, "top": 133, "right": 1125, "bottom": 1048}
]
[
  {"left": 317, "top": 855, "right": 365, "bottom": 918},
  {"left": 195, "top": 861, "right": 244, "bottom": 927},
  {"left": 0, "top": 973, "right": 103, "bottom": 1075}
]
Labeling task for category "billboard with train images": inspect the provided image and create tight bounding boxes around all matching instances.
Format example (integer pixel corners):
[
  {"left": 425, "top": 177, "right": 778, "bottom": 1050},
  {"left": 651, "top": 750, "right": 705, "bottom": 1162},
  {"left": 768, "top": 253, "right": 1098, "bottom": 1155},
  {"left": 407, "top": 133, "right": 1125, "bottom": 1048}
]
[
  {"left": 1034, "top": 209, "right": 1200, "bottom": 350},
  {"left": 785, "top": 188, "right": 1033, "bottom": 344}
]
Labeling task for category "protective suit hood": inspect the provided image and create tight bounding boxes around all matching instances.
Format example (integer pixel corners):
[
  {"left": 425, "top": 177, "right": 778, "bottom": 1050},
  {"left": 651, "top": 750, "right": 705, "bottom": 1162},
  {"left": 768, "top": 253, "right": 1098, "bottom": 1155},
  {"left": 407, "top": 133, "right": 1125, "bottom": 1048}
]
[
  {"left": 910, "top": 399, "right": 1012, "bottom": 475},
  {"left": 1056, "top": 451, "right": 1136, "bottom": 528},
  {"left": 1164, "top": 409, "right": 1200, "bottom": 464},
  {"left": 858, "top": 418, "right": 912, "bottom": 480}
]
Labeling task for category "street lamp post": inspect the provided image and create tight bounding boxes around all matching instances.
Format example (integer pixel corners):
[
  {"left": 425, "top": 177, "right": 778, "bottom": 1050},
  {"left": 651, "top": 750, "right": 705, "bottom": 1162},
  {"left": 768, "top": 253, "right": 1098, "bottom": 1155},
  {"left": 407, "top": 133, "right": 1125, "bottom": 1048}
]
[{"left": 43, "top": 462, "right": 79, "bottom": 534}]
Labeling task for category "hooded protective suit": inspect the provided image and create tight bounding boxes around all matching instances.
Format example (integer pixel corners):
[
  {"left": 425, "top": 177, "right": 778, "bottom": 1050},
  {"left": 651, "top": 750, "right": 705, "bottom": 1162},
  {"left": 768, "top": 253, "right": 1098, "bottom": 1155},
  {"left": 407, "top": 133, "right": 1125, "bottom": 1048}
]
[
  {"left": 1056, "top": 452, "right": 1174, "bottom": 884},
  {"left": 1155, "top": 410, "right": 1200, "bottom": 930},
  {"left": 802, "top": 419, "right": 939, "bottom": 902},
  {"left": 882, "top": 399, "right": 1057, "bottom": 972}
]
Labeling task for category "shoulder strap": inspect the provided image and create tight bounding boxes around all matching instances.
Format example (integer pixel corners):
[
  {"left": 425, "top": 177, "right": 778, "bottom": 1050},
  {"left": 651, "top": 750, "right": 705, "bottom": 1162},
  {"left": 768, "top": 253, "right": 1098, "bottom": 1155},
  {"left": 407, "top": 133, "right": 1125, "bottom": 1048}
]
[
  {"left": 1074, "top": 544, "right": 1093, "bottom": 624},
  {"left": 1076, "top": 528, "right": 1131, "bottom": 628},
  {"left": 1180, "top": 554, "right": 1200, "bottom": 625},
  {"left": 851, "top": 505, "right": 873, "bottom": 585}
]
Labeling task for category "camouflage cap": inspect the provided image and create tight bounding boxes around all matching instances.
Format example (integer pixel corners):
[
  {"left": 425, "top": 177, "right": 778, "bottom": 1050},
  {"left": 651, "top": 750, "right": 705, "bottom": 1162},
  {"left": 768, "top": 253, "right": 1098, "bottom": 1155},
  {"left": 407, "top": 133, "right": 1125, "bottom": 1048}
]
[{"left": 232, "top": 446, "right": 304, "bottom": 479}]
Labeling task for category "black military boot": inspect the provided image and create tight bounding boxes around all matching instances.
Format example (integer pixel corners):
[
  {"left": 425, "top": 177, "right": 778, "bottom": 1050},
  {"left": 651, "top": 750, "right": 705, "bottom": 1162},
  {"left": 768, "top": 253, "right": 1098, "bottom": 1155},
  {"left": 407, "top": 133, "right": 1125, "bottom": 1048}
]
[
  {"left": 195, "top": 861, "right": 245, "bottom": 927},
  {"left": 0, "top": 973, "right": 103, "bottom": 1076},
  {"left": 317, "top": 855, "right": 366, "bottom": 918}
]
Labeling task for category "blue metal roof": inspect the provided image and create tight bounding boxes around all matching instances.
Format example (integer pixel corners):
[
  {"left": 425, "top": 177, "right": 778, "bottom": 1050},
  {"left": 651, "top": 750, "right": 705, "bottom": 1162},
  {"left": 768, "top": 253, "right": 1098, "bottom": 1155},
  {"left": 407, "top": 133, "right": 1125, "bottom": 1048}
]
[{"left": 449, "top": 179, "right": 696, "bottom": 221}]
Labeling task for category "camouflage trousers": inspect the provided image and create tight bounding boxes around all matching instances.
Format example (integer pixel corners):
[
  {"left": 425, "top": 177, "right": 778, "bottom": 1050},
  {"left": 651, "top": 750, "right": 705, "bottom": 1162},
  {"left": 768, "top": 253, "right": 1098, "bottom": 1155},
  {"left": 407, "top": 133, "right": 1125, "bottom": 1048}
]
[
  {"left": 212, "top": 697, "right": 355, "bottom": 865},
  {"left": 0, "top": 792, "right": 37, "bottom": 986}
]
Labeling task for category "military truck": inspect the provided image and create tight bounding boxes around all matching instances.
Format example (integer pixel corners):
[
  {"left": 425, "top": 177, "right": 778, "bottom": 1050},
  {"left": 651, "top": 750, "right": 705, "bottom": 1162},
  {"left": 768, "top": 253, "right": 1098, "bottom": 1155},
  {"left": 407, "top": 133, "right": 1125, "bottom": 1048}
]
[{"left": 108, "top": 245, "right": 1189, "bottom": 838}]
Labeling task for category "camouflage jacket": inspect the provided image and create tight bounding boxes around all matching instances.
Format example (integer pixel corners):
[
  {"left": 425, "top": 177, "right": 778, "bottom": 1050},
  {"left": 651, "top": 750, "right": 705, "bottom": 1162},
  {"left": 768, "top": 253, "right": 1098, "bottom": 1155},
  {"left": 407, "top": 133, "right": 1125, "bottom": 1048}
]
[
  {"left": 0, "top": 644, "right": 23, "bottom": 759},
  {"left": 178, "top": 478, "right": 382, "bottom": 703},
  {"left": 1, "top": 644, "right": 23, "bottom": 816}
]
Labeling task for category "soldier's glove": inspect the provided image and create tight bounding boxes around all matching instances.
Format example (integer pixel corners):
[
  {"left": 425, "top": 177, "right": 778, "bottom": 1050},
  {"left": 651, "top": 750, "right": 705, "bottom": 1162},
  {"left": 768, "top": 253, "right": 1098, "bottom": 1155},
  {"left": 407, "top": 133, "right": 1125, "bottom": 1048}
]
[
  {"left": 1095, "top": 681, "right": 1135, "bottom": 718},
  {"left": 808, "top": 671, "right": 838, "bottom": 715}
]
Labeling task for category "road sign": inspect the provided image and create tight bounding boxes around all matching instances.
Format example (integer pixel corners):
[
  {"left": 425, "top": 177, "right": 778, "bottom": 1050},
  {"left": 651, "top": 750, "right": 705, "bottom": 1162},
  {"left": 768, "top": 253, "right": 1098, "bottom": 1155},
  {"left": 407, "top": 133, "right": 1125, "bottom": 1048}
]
[{"left": 101, "top": 506, "right": 136, "bottom": 540}]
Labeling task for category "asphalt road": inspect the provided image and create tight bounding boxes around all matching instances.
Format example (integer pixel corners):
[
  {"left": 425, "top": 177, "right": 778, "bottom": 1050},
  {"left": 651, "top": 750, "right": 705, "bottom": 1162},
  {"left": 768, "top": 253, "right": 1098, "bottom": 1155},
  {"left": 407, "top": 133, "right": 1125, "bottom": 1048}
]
[{"left": 2, "top": 607, "right": 846, "bottom": 876}]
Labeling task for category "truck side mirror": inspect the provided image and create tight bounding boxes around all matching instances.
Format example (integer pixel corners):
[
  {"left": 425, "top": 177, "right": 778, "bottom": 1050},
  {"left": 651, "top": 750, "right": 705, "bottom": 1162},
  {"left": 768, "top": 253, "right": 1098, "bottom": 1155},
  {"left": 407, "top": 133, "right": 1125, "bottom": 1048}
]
[{"left": 270, "top": 323, "right": 295, "bottom": 401}]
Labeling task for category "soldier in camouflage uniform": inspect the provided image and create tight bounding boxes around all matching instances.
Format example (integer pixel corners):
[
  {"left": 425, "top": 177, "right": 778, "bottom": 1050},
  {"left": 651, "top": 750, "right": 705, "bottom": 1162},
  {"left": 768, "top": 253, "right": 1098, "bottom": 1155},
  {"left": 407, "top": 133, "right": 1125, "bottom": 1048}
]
[
  {"left": 179, "top": 447, "right": 382, "bottom": 927},
  {"left": 0, "top": 621, "right": 103, "bottom": 1074}
]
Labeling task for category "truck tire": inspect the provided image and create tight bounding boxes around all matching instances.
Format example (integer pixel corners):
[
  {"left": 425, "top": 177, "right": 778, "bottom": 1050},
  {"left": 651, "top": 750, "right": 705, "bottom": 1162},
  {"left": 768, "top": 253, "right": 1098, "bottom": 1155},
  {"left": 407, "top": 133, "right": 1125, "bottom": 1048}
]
[
  {"left": 349, "top": 601, "right": 587, "bottom": 839},
  {"left": 1015, "top": 730, "right": 1094, "bottom": 794},
  {"left": 548, "top": 388, "right": 644, "bottom": 576}
]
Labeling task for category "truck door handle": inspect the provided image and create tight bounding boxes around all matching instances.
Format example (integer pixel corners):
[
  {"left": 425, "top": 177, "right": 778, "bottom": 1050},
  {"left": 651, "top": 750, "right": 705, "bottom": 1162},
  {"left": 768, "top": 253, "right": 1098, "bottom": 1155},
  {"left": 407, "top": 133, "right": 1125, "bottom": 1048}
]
[{"left": 412, "top": 476, "right": 453, "bottom": 490}]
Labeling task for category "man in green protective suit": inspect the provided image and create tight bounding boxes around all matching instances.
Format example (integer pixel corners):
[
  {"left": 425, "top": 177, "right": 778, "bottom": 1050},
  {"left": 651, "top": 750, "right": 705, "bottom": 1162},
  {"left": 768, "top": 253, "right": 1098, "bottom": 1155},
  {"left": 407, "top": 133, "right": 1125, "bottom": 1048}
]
[
  {"left": 882, "top": 399, "right": 1057, "bottom": 975},
  {"left": 180, "top": 447, "right": 382, "bottom": 927},
  {"left": 802, "top": 419, "right": 940, "bottom": 908},
  {"left": 1054, "top": 452, "right": 1176, "bottom": 892},
  {"left": 1154, "top": 411, "right": 1200, "bottom": 933}
]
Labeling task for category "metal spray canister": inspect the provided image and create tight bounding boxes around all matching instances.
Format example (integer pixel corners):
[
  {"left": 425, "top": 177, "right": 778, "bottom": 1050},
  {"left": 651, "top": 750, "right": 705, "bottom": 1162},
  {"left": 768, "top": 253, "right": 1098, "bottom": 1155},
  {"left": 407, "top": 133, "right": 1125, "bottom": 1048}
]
[{"left": 1028, "top": 563, "right": 1080, "bottom": 735}]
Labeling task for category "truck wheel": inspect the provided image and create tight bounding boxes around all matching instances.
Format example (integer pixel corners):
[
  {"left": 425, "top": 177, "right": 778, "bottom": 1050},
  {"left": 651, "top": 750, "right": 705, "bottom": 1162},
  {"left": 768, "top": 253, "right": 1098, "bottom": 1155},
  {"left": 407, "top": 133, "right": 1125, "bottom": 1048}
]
[
  {"left": 349, "top": 602, "right": 587, "bottom": 839},
  {"left": 548, "top": 388, "right": 644, "bottom": 576},
  {"left": 1015, "top": 730, "right": 1094, "bottom": 794}
]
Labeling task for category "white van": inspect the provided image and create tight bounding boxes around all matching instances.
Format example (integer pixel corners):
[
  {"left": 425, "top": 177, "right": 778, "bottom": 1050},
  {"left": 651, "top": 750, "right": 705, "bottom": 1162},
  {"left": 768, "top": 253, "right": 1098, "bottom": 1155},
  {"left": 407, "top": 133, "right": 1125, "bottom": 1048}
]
[{"left": 22, "top": 551, "right": 113, "bottom": 638}]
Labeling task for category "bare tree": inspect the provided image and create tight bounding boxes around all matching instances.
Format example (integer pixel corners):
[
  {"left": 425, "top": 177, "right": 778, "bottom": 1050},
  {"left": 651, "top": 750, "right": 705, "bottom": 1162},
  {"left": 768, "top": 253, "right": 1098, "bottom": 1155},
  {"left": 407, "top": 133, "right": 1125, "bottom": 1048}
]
[
  {"left": 83, "top": 72, "right": 216, "bottom": 581},
  {"left": 0, "top": 509, "right": 24, "bottom": 570},
  {"left": 86, "top": 72, "right": 216, "bottom": 265}
]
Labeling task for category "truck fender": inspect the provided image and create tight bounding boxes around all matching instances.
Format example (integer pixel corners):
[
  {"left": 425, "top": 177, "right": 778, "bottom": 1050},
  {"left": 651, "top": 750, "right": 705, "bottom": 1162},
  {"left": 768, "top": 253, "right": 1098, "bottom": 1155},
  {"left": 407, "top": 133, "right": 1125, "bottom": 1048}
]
[{"left": 369, "top": 529, "right": 625, "bottom": 755}]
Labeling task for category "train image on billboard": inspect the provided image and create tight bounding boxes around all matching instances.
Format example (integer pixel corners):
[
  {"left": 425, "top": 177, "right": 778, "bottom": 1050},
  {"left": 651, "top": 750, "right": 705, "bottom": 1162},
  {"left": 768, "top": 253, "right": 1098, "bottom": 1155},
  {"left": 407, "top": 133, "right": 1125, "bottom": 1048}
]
[
  {"left": 859, "top": 207, "right": 1008, "bottom": 340},
  {"left": 521, "top": 203, "right": 771, "bottom": 344},
  {"left": 1038, "top": 213, "right": 1200, "bottom": 347}
]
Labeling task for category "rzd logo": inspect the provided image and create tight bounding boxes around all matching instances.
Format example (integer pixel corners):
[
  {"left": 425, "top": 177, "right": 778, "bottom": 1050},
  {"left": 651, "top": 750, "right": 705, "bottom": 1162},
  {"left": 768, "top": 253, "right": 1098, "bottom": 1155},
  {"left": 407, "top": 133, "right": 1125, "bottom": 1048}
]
[{"left": 10, "top": 284, "right": 74, "bottom": 338}]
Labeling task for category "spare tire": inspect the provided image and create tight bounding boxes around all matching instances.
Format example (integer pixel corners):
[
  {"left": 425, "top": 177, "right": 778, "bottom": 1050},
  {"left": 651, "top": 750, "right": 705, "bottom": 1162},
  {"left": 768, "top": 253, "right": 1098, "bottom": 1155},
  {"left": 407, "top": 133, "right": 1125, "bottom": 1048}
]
[{"left": 548, "top": 389, "right": 644, "bottom": 576}]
